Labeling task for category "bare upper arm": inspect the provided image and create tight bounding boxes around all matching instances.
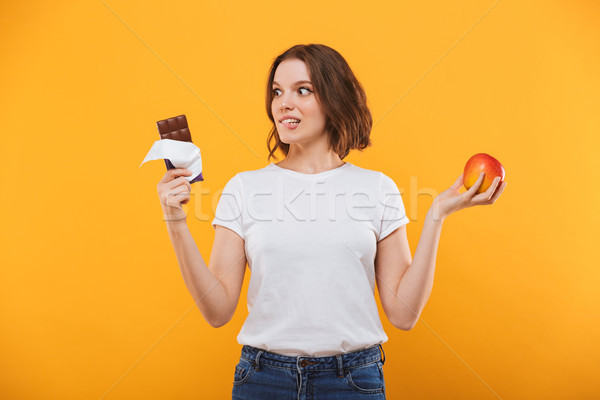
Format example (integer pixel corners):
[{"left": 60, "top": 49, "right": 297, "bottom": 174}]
[
  {"left": 375, "top": 225, "right": 412, "bottom": 324},
  {"left": 208, "top": 225, "right": 247, "bottom": 320}
]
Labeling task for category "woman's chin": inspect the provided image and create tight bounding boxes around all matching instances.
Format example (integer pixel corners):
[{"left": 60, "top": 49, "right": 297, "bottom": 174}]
[{"left": 277, "top": 133, "right": 300, "bottom": 145}]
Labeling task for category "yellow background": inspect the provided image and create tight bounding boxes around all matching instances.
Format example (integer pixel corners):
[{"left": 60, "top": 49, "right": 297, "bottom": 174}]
[{"left": 1, "top": 0, "right": 598, "bottom": 398}]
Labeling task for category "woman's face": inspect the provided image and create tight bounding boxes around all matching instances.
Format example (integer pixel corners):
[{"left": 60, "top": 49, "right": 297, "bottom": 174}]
[{"left": 271, "top": 58, "right": 328, "bottom": 146}]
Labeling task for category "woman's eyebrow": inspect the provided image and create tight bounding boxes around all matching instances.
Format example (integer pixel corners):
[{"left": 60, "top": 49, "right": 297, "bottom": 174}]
[{"left": 272, "top": 80, "right": 313, "bottom": 86}]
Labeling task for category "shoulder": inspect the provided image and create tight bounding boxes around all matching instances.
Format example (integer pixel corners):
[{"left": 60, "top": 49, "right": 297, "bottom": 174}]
[
  {"left": 234, "top": 164, "right": 276, "bottom": 182},
  {"left": 347, "top": 163, "right": 395, "bottom": 187},
  {"left": 345, "top": 163, "right": 386, "bottom": 180},
  {"left": 223, "top": 164, "right": 278, "bottom": 192}
]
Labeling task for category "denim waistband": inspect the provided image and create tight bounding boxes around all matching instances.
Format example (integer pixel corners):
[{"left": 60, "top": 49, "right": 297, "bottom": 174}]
[{"left": 240, "top": 344, "right": 386, "bottom": 373}]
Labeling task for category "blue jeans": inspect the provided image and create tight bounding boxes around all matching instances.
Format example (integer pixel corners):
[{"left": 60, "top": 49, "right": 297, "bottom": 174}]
[{"left": 232, "top": 344, "right": 387, "bottom": 399}]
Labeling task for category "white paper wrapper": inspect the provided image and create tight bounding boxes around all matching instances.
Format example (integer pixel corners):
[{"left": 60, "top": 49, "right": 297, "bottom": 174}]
[{"left": 140, "top": 139, "right": 203, "bottom": 182}]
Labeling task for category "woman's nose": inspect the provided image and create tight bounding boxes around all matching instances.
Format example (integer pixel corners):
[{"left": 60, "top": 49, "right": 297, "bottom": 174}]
[{"left": 277, "top": 92, "right": 295, "bottom": 110}]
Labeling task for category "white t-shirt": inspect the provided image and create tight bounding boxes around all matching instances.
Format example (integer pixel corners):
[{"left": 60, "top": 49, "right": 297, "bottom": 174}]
[{"left": 211, "top": 162, "right": 409, "bottom": 356}]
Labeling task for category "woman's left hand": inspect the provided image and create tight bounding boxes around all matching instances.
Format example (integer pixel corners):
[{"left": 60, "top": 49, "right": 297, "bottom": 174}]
[{"left": 431, "top": 172, "right": 507, "bottom": 221}]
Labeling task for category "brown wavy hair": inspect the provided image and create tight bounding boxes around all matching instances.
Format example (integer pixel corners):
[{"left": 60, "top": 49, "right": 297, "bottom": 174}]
[{"left": 265, "top": 44, "right": 373, "bottom": 161}]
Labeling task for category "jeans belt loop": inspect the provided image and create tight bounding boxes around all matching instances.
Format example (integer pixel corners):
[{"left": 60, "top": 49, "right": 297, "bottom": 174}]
[
  {"left": 254, "top": 350, "right": 263, "bottom": 371},
  {"left": 336, "top": 354, "right": 344, "bottom": 378},
  {"left": 379, "top": 344, "right": 386, "bottom": 365}
]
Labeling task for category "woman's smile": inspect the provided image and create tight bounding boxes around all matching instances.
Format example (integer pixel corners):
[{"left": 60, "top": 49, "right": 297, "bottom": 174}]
[{"left": 280, "top": 118, "right": 301, "bottom": 130}]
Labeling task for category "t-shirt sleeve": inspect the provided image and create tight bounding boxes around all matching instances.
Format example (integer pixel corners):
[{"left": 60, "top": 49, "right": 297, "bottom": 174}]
[
  {"left": 378, "top": 172, "right": 409, "bottom": 242},
  {"left": 211, "top": 174, "right": 244, "bottom": 240}
]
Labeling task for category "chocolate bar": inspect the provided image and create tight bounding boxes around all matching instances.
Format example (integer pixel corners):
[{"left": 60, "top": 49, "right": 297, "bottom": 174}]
[{"left": 156, "top": 114, "right": 203, "bottom": 182}]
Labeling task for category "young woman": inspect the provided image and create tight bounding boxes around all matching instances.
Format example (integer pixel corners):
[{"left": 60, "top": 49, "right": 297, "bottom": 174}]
[{"left": 156, "top": 44, "right": 506, "bottom": 400}]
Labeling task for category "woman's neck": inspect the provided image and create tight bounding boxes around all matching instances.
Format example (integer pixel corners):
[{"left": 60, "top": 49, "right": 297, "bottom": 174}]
[{"left": 275, "top": 151, "right": 345, "bottom": 175}]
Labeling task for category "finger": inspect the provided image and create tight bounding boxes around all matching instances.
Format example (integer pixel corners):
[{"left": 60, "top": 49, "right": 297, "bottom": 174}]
[
  {"left": 175, "top": 171, "right": 193, "bottom": 192},
  {"left": 489, "top": 181, "right": 507, "bottom": 203},
  {"left": 166, "top": 187, "right": 190, "bottom": 207},
  {"left": 171, "top": 184, "right": 191, "bottom": 197},
  {"left": 158, "top": 176, "right": 192, "bottom": 201},
  {"left": 171, "top": 168, "right": 192, "bottom": 176},
  {"left": 473, "top": 177, "right": 502, "bottom": 203},
  {"left": 159, "top": 168, "right": 192, "bottom": 184},
  {"left": 165, "top": 176, "right": 192, "bottom": 191},
  {"left": 163, "top": 182, "right": 188, "bottom": 199},
  {"left": 159, "top": 169, "right": 187, "bottom": 185},
  {"left": 174, "top": 191, "right": 191, "bottom": 204},
  {"left": 485, "top": 176, "right": 502, "bottom": 199},
  {"left": 177, "top": 175, "right": 192, "bottom": 192},
  {"left": 466, "top": 172, "right": 485, "bottom": 196}
]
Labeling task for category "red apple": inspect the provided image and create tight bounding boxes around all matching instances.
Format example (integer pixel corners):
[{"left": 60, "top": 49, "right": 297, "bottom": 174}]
[{"left": 463, "top": 153, "right": 505, "bottom": 194}]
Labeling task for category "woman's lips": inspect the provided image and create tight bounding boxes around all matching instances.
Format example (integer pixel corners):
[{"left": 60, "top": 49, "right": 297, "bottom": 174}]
[{"left": 281, "top": 120, "right": 300, "bottom": 130}]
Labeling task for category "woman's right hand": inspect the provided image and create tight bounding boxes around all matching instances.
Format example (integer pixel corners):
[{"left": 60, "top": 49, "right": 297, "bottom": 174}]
[{"left": 157, "top": 168, "right": 193, "bottom": 221}]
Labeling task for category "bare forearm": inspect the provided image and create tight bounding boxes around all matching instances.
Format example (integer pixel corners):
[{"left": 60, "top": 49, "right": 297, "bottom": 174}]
[
  {"left": 164, "top": 219, "right": 228, "bottom": 325},
  {"left": 394, "top": 207, "right": 444, "bottom": 328}
]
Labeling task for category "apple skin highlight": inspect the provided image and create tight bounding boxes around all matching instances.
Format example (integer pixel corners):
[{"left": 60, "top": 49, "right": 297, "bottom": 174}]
[{"left": 463, "top": 153, "right": 505, "bottom": 194}]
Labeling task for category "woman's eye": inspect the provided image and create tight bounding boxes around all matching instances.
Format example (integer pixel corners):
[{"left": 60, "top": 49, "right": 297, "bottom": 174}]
[
  {"left": 299, "top": 87, "right": 312, "bottom": 95},
  {"left": 272, "top": 88, "right": 282, "bottom": 96}
]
